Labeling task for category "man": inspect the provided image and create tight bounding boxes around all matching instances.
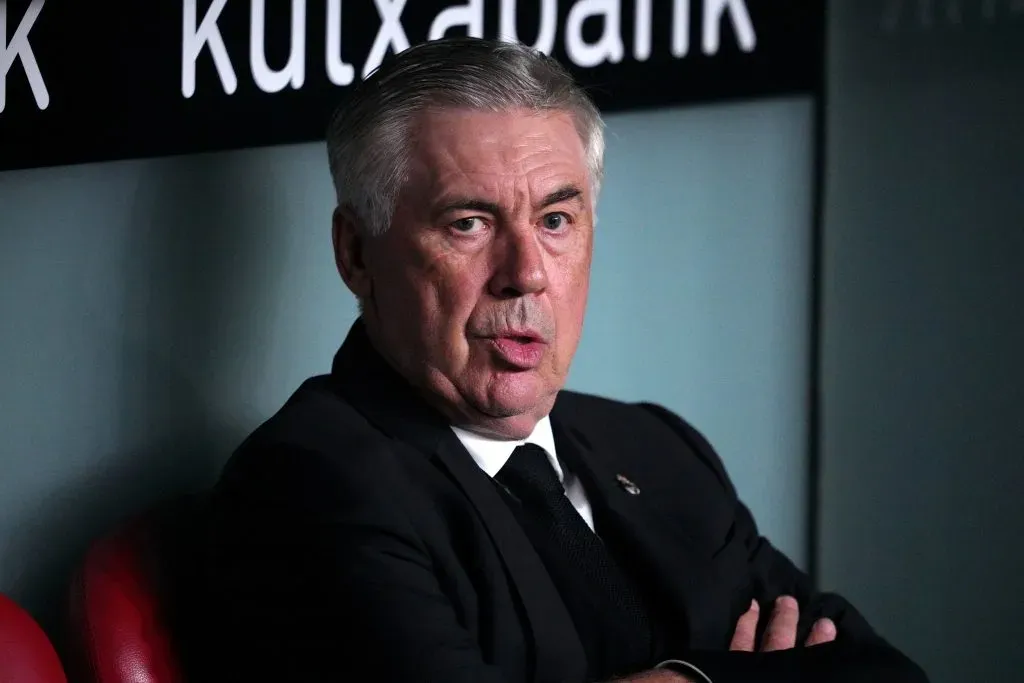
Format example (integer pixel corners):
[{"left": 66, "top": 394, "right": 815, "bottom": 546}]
[{"left": 204, "top": 38, "right": 927, "bottom": 682}]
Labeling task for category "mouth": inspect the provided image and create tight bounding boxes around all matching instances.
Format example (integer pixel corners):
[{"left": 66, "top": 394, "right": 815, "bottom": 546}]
[
  {"left": 484, "top": 332, "right": 548, "bottom": 370},
  {"left": 503, "top": 332, "right": 543, "bottom": 344}
]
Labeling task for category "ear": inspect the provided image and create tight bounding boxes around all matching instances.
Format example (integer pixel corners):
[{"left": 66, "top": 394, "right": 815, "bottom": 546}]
[{"left": 332, "top": 206, "right": 373, "bottom": 301}]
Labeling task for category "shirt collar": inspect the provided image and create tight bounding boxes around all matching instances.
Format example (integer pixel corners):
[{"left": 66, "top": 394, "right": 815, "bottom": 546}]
[{"left": 451, "top": 415, "right": 562, "bottom": 482}]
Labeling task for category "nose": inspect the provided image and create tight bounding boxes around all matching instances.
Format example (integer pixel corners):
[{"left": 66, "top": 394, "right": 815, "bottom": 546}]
[{"left": 488, "top": 226, "right": 549, "bottom": 299}]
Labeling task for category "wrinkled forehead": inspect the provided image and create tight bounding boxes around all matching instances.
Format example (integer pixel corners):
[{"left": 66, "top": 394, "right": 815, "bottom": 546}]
[{"left": 403, "top": 108, "right": 592, "bottom": 208}]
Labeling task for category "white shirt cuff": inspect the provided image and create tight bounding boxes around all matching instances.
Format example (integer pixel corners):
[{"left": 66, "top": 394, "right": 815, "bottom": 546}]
[{"left": 656, "top": 658, "right": 713, "bottom": 683}]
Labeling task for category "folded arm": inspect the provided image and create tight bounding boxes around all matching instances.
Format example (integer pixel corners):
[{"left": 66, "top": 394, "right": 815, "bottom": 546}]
[{"left": 640, "top": 402, "right": 930, "bottom": 683}]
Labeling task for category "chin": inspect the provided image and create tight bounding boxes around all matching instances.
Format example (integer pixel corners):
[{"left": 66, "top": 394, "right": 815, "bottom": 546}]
[{"left": 478, "top": 371, "right": 557, "bottom": 420}]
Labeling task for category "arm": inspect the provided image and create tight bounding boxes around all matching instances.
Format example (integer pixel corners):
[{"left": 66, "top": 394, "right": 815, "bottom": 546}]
[{"left": 640, "top": 403, "right": 930, "bottom": 683}]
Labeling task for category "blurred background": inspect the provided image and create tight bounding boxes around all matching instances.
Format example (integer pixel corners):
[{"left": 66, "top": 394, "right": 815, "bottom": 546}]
[{"left": 1, "top": 2, "right": 1021, "bottom": 682}]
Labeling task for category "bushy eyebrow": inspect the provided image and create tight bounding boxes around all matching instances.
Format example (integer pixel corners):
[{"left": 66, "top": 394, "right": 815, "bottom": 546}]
[
  {"left": 433, "top": 184, "right": 585, "bottom": 219},
  {"left": 434, "top": 198, "right": 501, "bottom": 217},
  {"left": 540, "top": 185, "right": 584, "bottom": 208}
]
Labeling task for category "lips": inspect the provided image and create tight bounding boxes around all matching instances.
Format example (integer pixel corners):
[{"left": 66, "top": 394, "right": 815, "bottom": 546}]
[
  {"left": 487, "top": 332, "right": 547, "bottom": 369},
  {"left": 503, "top": 332, "right": 542, "bottom": 344}
]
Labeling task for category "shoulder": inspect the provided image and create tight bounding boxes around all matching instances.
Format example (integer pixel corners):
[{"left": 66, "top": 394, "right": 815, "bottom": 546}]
[
  {"left": 245, "top": 375, "right": 373, "bottom": 452},
  {"left": 215, "top": 376, "right": 401, "bottom": 511},
  {"left": 554, "top": 389, "right": 734, "bottom": 494}
]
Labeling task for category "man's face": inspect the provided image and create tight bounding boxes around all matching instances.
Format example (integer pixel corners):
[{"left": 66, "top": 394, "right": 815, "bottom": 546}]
[{"left": 339, "top": 108, "right": 594, "bottom": 439}]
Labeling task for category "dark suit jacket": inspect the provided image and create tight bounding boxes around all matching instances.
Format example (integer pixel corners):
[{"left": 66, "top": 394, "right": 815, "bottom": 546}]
[{"left": 203, "top": 322, "right": 927, "bottom": 682}]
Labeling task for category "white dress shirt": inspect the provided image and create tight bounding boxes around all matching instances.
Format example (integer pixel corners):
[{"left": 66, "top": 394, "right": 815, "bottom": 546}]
[{"left": 451, "top": 416, "right": 595, "bottom": 531}]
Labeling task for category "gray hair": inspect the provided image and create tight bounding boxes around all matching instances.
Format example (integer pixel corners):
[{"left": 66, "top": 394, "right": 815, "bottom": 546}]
[{"left": 325, "top": 38, "right": 605, "bottom": 237}]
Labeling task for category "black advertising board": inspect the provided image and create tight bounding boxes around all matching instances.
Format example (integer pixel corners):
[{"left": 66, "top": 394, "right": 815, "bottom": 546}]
[{"left": 0, "top": 0, "right": 824, "bottom": 171}]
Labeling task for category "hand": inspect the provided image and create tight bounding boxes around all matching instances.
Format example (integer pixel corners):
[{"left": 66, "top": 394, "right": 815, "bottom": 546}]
[{"left": 729, "top": 595, "right": 836, "bottom": 652}]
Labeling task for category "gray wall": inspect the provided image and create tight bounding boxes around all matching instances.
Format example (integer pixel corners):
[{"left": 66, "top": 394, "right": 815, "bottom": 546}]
[
  {"left": 572, "top": 100, "right": 814, "bottom": 565},
  {"left": 0, "top": 147, "right": 353, "bottom": 640},
  {"left": 820, "top": 2, "right": 1024, "bottom": 682},
  {"left": 0, "top": 98, "right": 815, "bottom": 645}
]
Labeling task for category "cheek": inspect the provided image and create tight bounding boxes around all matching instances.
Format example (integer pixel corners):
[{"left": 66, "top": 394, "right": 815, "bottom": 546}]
[
  {"left": 369, "top": 245, "right": 448, "bottom": 346},
  {"left": 552, "top": 260, "right": 591, "bottom": 348},
  {"left": 572, "top": 257, "right": 592, "bottom": 311},
  {"left": 407, "top": 252, "right": 488, "bottom": 343},
  {"left": 563, "top": 247, "right": 593, "bottom": 308}
]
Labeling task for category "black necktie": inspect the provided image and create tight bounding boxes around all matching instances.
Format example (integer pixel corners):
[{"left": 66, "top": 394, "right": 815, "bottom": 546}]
[{"left": 495, "top": 444, "right": 655, "bottom": 680}]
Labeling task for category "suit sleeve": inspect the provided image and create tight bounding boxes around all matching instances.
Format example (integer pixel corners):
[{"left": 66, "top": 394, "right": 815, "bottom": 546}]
[
  {"left": 639, "top": 403, "right": 930, "bottom": 683},
  {"left": 202, "top": 442, "right": 507, "bottom": 683}
]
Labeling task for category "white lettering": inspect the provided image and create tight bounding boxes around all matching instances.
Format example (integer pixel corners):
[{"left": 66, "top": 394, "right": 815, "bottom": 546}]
[
  {"left": 363, "top": 0, "right": 410, "bottom": 79},
  {"left": 564, "top": 0, "right": 624, "bottom": 67},
  {"left": 634, "top": 0, "right": 652, "bottom": 60},
  {"left": 0, "top": 0, "right": 49, "bottom": 113},
  {"left": 429, "top": 0, "right": 484, "bottom": 40},
  {"left": 672, "top": 0, "right": 690, "bottom": 57},
  {"left": 499, "top": 0, "right": 557, "bottom": 54},
  {"left": 250, "top": 0, "right": 306, "bottom": 93},
  {"left": 702, "top": 0, "right": 756, "bottom": 55},
  {"left": 326, "top": 0, "right": 355, "bottom": 86},
  {"left": 182, "top": 0, "right": 237, "bottom": 97}
]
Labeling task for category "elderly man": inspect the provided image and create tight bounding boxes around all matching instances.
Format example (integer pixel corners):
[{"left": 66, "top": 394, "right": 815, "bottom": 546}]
[{"left": 205, "top": 38, "right": 926, "bottom": 683}]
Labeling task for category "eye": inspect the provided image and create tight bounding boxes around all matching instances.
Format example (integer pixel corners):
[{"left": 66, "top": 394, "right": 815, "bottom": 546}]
[
  {"left": 542, "top": 212, "right": 570, "bottom": 231},
  {"left": 450, "top": 217, "right": 486, "bottom": 234}
]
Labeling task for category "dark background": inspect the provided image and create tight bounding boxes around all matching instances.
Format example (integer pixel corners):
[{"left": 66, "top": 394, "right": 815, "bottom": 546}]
[{"left": 0, "top": 0, "right": 822, "bottom": 170}]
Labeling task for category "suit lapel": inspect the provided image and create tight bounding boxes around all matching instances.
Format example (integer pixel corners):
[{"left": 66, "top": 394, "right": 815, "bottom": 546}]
[
  {"left": 331, "top": 322, "right": 586, "bottom": 683},
  {"left": 551, "top": 413, "right": 733, "bottom": 650},
  {"left": 431, "top": 435, "right": 587, "bottom": 683}
]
